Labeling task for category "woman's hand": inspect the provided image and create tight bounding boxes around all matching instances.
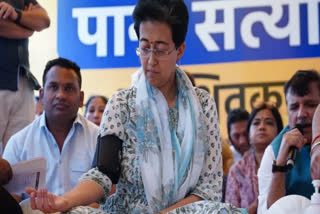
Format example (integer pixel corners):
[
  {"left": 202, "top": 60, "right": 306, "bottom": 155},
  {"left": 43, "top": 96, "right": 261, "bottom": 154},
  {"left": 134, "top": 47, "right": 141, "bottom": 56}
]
[{"left": 26, "top": 187, "right": 70, "bottom": 213}]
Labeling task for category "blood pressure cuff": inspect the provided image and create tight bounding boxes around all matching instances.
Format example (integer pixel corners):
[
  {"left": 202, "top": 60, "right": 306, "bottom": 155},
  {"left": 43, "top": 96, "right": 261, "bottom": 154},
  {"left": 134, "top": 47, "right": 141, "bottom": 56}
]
[{"left": 91, "top": 135, "right": 123, "bottom": 184}]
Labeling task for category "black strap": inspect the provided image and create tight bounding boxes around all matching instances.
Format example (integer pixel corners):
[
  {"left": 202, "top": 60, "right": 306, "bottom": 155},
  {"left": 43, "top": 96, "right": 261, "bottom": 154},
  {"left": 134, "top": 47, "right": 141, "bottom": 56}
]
[
  {"left": 14, "top": 8, "right": 22, "bottom": 25},
  {"left": 91, "top": 135, "right": 123, "bottom": 184},
  {"left": 272, "top": 160, "right": 289, "bottom": 173}
]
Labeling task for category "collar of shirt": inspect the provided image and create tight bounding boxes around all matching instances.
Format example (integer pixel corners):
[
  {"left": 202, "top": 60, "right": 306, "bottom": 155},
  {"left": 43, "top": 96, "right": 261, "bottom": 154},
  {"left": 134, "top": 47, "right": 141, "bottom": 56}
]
[{"left": 39, "top": 112, "right": 84, "bottom": 131}]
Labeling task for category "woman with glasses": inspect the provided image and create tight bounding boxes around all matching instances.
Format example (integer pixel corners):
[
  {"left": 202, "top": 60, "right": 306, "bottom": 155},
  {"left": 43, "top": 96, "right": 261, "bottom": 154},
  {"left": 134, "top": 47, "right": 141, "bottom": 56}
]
[
  {"left": 27, "top": 0, "right": 247, "bottom": 213},
  {"left": 225, "top": 102, "right": 283, "bottom": 214}
]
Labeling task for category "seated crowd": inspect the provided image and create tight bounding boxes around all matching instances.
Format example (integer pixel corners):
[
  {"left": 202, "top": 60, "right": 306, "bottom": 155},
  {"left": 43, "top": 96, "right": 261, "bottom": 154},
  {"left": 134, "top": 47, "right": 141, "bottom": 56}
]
[
  {"left": 2, "top": 62, "right": 319, "bottom": 214},
  {"left": 226, "top": 102, "right": 283, "bottom": 214}
]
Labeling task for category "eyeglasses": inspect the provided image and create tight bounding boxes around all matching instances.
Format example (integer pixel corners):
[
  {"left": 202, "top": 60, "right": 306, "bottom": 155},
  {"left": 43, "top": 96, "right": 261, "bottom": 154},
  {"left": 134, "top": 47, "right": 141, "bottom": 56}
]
[{"left": 136, "top": 47, "right": 175, "bottom": 59}]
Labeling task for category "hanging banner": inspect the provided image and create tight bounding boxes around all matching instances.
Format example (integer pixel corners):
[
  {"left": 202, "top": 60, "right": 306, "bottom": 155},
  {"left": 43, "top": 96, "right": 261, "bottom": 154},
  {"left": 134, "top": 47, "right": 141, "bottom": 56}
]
[
  {"left": 57, "top": 0, "right": 320, "bottom": 69},
  {"left": 56, "top": 0, "right": 320, "bottom": 138}
]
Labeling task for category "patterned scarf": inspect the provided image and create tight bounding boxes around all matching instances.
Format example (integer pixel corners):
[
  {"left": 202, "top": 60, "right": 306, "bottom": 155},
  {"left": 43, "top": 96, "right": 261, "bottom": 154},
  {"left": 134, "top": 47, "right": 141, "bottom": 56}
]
[{"left": 135, "top": 66, "right": 208, "bottom": 213}]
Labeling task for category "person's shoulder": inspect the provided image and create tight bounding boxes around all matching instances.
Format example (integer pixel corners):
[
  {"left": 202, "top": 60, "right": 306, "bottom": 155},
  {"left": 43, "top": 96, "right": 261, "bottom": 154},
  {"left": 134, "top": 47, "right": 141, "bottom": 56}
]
[
  {"left": 109, "top": 87, "right": 136, "bottom": 100},
  {"left": 228, "top": 159, "right": 240, "bottom": 177},
  {"left": 9, "top": 118, "right": 40, "bottom": 141},
  {"left": 107, "top": 87, "right": 137, "bottom": 110},
  {"left": 229, "top": 150, "right": 252, "bottom": 173},
  {"left": 194, "top": 87, "right": 215, "bottom": 104},
  {"left": 78, "top": 114, "right": 99, "bottom": 129},
  {"left": 194, "top": 87, "right": 216, "bottom": 113},
  {"left": 242, "top": 150, "right": 255, "bottom": 165},
  {"left": 4, "top": 118, "right": 40, "bottom": 155},
  {"left": 230, "top": 157, "right": 242, "bottom": 170},
  {"left": 194, "top": 87, "right": 211, "bottom": 99}
]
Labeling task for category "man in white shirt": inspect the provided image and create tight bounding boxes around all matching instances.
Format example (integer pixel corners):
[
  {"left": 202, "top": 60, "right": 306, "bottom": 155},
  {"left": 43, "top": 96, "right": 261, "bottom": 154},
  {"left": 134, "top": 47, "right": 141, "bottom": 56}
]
[
  {"left": 227, "top": 108, "right": 250, "bottom": 162},
  {"left": 3, "top": 58, "right": 99, "bottom": 201},
  {"left": 257, "top": 70, "right": 320, "bottom": 214}
]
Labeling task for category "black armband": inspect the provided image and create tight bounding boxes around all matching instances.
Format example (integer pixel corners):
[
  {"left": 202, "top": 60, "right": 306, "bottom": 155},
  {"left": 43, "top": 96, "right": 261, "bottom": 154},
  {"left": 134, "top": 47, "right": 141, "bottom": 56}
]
[
  {"left": 272, "top": 160, "right": 289, "bottom": 173},
  {"left": 91, "top": 135, "right": 123, "bottom": 184}
]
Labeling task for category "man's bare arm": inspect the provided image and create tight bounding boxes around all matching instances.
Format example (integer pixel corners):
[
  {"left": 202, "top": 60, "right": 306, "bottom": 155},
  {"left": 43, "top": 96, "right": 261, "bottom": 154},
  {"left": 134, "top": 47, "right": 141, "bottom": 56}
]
[
  {"left": 0, "top": 2, "right": 50, "bottom": 32},
  {"left": 18, "top": 3, "right": 50, "bottom": 32},
  {"left": 267, "top": 172, "right": 286, "bottom": 208},
  {"left": 267, "top": 129, "right": 306, "bottom": 208},
  {"left": 0, "top": 19, "right": 33, "bottom": 39}
]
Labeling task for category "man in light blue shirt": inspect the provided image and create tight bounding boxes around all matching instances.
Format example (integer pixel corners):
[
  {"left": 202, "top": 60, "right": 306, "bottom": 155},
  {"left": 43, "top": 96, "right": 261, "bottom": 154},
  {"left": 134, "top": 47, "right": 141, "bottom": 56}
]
[{"left": 3, "top": 58, "right": 99, "bottom": 201}]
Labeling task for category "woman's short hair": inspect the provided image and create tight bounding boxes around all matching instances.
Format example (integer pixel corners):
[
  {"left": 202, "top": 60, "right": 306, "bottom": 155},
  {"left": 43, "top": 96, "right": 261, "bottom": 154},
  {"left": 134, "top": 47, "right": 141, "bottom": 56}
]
[
  {"left": 132, "top": 0, "right": 189, "bottom": 48},
  {"left": 85, "top": 95, "right": 108, "bottom": 114},
  {"left": 247, "top": 102, "right": 283, "bottom": 134}
]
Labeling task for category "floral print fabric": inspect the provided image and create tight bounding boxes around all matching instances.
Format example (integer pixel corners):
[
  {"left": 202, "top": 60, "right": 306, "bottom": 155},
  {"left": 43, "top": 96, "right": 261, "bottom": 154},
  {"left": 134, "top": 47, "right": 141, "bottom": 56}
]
[
  {"left": 225, "top": 149, "right": 258, "bottom": 209},
  {"left": 133, "top": 68, "right": 210, "bottom": 213},
  {"left": 68, "top": 201, "right": 248, "bottom": 214},
  {"left": 74, "top": 86, "right": 235, "bottom": 213}
]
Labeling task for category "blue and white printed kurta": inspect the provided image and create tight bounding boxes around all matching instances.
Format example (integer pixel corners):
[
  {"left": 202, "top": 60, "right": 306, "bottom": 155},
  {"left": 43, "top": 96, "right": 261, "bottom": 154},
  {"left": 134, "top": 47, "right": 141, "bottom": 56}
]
[{"left": 70, "top": 86, "right": 236, "bottom": 214}]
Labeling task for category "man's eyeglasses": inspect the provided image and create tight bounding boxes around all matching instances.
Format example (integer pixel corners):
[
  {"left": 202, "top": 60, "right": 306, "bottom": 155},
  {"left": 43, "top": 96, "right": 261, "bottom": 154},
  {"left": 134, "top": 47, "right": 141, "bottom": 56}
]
[{"left": 136, "top": 47, "right": 175, "bottom": 59}]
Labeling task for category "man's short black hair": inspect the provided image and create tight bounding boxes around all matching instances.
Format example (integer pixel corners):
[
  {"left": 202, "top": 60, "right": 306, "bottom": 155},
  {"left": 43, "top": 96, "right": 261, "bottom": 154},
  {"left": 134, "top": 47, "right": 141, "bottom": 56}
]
[
  {"left": 132, "top": 0, "right": 189, "bottom": 48},
  {"left": 227, "top": 108, "right": 249, "bottom": 140},
  {"left": 284, "top": 70, "right": 320, "bottom": 99},
  {"left": 42, "top": 57, "right": 81, "bottom": 88}
]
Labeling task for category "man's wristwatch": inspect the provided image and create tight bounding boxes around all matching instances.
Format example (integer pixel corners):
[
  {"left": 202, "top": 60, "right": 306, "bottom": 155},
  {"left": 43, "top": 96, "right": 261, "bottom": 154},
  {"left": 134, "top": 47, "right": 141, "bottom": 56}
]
[
  {"left": 272, "top": 160, "right": 289, "bottom": 173},
  {"left": 14, "top": 8, "right": 22, "bottom": 24}
]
